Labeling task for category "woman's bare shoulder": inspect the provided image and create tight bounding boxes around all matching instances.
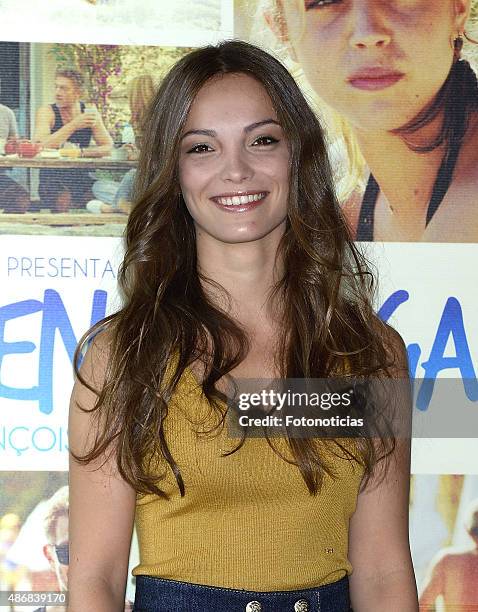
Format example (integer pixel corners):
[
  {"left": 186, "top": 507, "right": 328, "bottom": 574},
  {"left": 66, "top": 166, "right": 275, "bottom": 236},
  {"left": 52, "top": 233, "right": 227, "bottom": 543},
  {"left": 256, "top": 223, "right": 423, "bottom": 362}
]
[
  {"left": 69, "top": 326, "right": 117, "bottom": 451},
  {"left": 76, "top": 326, "right": 116, "bottom": 390}
]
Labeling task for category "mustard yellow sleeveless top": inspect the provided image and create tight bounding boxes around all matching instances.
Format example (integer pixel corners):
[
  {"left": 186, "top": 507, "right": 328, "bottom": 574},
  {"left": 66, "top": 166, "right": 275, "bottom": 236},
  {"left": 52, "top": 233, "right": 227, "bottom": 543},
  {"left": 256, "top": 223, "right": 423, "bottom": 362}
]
[{"left": 132, "top": 367, "right": 365, "bottom": 591}]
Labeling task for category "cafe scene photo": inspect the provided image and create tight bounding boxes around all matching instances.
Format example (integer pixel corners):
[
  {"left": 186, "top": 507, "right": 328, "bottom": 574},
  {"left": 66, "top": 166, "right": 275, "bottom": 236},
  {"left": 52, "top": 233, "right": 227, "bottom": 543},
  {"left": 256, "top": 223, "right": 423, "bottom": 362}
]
[{"left": 0, "top": 41, "right": 191, "bottom": 236}]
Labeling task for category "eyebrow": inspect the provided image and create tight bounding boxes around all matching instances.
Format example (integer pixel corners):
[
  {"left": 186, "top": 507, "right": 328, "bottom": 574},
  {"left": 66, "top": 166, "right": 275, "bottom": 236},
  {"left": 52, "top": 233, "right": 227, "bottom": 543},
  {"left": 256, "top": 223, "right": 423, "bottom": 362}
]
[{"left": 180, "top": 118, "right": 281, "bottom": 141}]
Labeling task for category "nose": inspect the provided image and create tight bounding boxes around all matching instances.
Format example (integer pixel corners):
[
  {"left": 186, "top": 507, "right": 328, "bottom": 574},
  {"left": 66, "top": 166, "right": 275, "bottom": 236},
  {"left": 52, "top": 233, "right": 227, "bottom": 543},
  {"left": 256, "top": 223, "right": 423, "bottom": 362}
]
[
  {"left": 220, "top": 148, "right": 253, "bottom": 183},
  {"left": 348, "top": 3, "right": 391, "bottom": 50}
]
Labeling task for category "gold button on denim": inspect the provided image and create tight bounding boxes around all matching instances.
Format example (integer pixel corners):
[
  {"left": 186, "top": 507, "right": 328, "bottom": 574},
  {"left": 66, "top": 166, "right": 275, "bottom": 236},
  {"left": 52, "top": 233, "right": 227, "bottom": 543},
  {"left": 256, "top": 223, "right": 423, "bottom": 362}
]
[
  {"left": 294, "top": 599, "right": 309, "bottom": 612},
  {"left": 245, "top": 601, "right": 262, "bottom": 612}
]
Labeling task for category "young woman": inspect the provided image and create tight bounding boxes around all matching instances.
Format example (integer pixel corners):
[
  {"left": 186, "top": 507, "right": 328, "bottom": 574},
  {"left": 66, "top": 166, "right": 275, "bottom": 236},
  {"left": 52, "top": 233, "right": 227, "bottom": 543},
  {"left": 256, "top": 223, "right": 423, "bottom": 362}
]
[
  {"left": 264, "top": 0, "right": 478, "bottom": 242},
  {"left": 88, "top": 74, "right": 156, "bottom": 215},
  {"left": 68, "top": 40, "right": 417, "bottom": 611}
]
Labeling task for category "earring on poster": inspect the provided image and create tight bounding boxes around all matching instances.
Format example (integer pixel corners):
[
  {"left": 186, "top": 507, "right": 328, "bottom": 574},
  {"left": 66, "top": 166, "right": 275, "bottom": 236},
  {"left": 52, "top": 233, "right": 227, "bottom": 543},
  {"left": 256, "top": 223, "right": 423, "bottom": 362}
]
[
  {"left": 451, "top": 29, "right": 478, "bottom": 60},
  {"left": 453, "top": 32, "right": 464, "bottom": 60}
]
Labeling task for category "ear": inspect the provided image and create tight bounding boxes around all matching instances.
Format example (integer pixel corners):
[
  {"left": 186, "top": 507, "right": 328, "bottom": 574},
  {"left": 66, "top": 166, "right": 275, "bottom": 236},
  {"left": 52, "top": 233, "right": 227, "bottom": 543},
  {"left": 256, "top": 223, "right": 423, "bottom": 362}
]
[
  {"left": 454, "top": 0, "right": 471, "bottom": 33},
  {"left": 263, "top": 0, "right": 299, "bottom": 62}
]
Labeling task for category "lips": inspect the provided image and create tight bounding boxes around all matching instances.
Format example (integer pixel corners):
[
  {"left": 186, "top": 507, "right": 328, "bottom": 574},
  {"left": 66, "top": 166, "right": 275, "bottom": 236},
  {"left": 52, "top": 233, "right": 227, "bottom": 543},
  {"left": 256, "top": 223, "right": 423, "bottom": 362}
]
[
  {"left": 347, "top": 68, "right": 404, "bottom": 91},
  {"left": 210, "top": 190, "right": 269, "bottom": 213}
]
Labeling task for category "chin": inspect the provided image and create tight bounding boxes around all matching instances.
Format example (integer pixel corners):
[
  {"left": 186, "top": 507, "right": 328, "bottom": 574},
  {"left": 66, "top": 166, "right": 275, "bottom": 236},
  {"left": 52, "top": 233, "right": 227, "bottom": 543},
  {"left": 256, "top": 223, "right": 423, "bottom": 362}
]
[
  {"left": 196, "top": 217, "right": 287, "bottom": 245},
  {"left": 210, "top": 228, "right": 272, "bottom": 244},
  {"left": 217, "top": 234, "right": 263, "bottom": 244},
  {"left": 347, "top": 108, "right": 416, "bottom": 133}
]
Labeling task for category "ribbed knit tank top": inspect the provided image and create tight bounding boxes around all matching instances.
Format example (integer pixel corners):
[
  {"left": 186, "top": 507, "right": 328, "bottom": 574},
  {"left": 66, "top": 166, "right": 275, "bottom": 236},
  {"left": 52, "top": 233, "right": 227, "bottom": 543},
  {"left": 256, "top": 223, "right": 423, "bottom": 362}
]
[{"left": 132, "top": 366, "right": 365, "bottom": 591}]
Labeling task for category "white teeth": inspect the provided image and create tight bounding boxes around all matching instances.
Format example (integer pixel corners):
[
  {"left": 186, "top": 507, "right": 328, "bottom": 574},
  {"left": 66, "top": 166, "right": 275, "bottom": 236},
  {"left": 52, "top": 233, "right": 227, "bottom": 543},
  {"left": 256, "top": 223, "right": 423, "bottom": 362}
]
[{"left": 216, "top": 192, "right": 266, "bottom": 206}]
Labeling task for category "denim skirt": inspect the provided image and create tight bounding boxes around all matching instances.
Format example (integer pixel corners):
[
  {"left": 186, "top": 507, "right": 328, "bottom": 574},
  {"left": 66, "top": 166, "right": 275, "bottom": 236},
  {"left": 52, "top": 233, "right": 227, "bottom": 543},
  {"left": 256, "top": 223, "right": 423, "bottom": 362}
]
[{"left": 133, "top": 574, "right": 352, "bottom": 612}]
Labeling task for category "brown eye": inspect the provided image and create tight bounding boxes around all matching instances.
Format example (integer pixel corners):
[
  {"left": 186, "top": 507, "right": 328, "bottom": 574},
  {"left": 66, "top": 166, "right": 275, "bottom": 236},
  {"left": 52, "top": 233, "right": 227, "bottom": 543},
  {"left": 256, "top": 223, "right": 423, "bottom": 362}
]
[
  {"left": 252, "top": 136, "right": 279, "bottom": 146},
  {"left": 187, "top": 143, "right": 213, "bottom": 154}
]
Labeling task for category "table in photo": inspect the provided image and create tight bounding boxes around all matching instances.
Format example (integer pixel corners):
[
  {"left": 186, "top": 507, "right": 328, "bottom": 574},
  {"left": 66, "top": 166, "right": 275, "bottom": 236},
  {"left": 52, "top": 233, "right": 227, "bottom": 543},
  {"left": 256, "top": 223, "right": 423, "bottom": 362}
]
[{"left": 0, "top": 155, "right": 137, "bottom": 225}]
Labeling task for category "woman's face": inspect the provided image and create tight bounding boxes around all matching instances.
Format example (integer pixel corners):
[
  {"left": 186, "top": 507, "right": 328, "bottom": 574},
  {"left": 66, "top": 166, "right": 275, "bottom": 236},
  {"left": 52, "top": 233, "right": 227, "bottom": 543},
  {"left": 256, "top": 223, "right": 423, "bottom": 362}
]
[
  {"left": 178, "top": 72, "right": 290, "bottom": 245},
  {"left": 278, "top": 0, "right": 469, "bottom": 131}
]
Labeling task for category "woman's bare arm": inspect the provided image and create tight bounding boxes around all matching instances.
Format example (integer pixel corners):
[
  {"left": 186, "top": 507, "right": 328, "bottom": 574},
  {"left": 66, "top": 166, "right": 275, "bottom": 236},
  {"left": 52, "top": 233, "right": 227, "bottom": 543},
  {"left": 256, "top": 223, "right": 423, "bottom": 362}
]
[
  {"left": 68, "top": 336, "right": 136, "bottom": 611},
  {"left": 348, "top": 326, "right": 418, "bottom": 611}
]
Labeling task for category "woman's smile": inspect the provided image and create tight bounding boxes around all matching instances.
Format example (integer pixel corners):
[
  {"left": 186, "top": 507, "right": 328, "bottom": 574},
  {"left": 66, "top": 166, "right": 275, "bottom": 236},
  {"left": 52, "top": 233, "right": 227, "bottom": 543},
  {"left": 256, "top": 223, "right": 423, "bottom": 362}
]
[{"left": 210, "top": 190, "right": 269, "bottom": 213}]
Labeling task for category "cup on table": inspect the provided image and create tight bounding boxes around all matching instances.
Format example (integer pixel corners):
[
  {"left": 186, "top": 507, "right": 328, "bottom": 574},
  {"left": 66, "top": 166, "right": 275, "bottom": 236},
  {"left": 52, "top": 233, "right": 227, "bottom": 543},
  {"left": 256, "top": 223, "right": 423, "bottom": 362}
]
[
  {"left": 84, "top": 103, "right": 98, "bottom": 121},
  {"left": 60, "top": 142, "right": 81, "bottom": 158},
  {"left": 5, "top": 137, "right": 18, "bottom": 154}
]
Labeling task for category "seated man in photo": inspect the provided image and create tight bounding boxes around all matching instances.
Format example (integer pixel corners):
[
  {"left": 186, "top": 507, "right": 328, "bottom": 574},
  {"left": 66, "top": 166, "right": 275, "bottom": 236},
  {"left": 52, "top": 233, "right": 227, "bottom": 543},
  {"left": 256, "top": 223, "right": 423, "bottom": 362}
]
[{"left": 34, "top": 69, "right": 113, "bottom": 212}]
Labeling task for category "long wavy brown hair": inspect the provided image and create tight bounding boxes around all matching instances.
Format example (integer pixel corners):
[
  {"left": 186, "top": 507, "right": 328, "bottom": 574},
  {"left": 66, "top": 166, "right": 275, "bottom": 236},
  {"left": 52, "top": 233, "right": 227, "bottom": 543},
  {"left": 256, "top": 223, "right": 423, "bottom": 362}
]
[{"left": 72, "top": 40, "right": 406, "bottom": 499}]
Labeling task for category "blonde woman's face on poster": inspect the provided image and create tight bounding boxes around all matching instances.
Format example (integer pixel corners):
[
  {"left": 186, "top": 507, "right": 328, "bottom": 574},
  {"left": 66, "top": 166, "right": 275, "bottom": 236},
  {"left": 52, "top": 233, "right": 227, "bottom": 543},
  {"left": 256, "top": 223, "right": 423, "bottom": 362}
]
[{"left": 278, "top": 0, "right": 469, "bottom": 131}]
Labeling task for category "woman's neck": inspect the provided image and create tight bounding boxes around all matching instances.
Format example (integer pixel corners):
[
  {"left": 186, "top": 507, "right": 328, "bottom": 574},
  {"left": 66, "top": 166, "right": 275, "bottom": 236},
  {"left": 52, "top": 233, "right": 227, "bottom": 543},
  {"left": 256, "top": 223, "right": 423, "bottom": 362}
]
[
  {"left": 195, "top": 227, "right": 285, "bottom": 326},
  {"left": 353, "top": 119, "right": 445, "bottom": 217}
]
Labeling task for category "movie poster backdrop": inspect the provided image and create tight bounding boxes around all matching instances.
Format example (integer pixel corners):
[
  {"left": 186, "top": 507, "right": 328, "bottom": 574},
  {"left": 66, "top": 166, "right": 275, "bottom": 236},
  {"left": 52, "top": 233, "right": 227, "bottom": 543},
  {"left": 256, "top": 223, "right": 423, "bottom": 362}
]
[{"left": 0, "top": 0, "right": 477, "bottom": 608}]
